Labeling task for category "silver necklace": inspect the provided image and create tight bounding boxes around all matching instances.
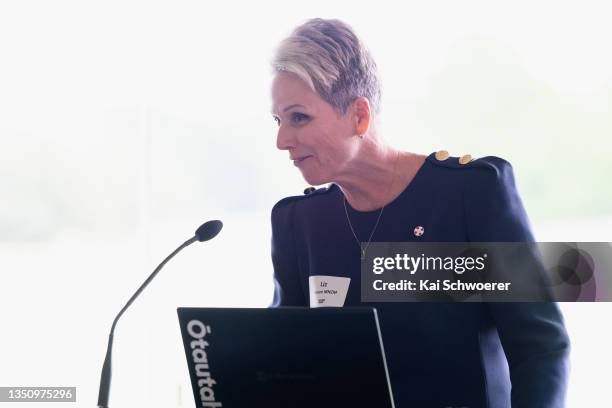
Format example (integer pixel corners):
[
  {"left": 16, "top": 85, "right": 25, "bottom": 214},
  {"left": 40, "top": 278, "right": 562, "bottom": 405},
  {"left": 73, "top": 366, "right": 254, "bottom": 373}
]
[
  {"left": 343, "top": 198, "right": 384, "bottom": 260},
  {"left": 343, "top": 152, "right": 400, "bottom": 261}
]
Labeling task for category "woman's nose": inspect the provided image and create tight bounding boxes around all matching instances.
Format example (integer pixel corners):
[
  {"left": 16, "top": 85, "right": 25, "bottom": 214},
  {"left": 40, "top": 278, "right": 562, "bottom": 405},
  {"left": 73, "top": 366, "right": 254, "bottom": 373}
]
[{"left": 276, "top": 126, "right": 295, "bottom": 151}]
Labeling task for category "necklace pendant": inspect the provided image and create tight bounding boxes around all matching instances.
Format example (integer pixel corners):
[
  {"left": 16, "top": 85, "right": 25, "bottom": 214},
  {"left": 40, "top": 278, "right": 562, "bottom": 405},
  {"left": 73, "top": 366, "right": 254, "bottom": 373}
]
[{"left": 361, "top": 249, "right": 366, "bottom": 260}]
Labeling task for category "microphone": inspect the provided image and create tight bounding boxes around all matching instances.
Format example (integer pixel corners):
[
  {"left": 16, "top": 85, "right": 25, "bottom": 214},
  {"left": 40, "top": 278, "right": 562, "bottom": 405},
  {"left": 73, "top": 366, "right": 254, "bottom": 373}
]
[{"left": 97, "top": 220, "right": 223, "bottom": 408}]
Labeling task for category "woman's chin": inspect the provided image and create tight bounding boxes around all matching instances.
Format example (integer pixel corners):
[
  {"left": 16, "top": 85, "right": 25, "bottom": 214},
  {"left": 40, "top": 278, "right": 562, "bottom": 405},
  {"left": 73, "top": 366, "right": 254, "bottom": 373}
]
[{"left": 299, "top": 169, "right": 328, "bottom": 187}]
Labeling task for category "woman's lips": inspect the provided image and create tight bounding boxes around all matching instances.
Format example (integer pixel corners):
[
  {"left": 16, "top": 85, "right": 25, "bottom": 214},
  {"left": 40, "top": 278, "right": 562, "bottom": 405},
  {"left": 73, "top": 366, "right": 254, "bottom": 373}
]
[{"left": 292, "top": 155, "right": 312, "bottom": 166}]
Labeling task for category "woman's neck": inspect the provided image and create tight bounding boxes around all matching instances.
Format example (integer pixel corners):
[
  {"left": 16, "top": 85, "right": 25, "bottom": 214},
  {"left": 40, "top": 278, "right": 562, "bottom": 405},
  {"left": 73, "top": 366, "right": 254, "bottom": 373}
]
[{"left": 335, "top": 144, "right": 426, "bottom": 212}]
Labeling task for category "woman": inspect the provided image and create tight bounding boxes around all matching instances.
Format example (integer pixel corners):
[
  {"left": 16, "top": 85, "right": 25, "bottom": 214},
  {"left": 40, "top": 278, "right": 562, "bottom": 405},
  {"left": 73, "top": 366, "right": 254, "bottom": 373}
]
[{"left": 269, "top": 18, "right": 569, "bottom": 407}]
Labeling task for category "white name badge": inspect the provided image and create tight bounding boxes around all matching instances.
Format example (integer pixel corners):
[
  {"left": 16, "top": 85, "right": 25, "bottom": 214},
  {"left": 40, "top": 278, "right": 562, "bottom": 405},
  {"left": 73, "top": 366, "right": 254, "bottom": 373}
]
[{"left": 308, "top": 276, "right": 351, "bottom": 308}]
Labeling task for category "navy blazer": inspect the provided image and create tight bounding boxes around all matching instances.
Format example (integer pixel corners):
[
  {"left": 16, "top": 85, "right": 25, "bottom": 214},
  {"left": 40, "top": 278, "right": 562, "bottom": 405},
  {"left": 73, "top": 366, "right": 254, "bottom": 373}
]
[{"left": 270, "top": 152, "right": 570, "bottom": 408}]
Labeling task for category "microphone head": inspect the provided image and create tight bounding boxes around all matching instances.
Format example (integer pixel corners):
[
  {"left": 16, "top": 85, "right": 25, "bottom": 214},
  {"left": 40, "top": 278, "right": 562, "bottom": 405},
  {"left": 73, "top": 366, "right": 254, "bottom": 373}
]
[{"left": 195, "top": 220, "right": 223, "bottom": 242}]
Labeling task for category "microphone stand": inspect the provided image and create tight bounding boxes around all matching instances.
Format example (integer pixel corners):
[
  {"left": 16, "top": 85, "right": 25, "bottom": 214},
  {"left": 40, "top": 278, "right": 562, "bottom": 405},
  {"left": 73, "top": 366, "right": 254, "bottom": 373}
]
[{"left": 97, "top": 236, "right": 198, "bottom": 408}]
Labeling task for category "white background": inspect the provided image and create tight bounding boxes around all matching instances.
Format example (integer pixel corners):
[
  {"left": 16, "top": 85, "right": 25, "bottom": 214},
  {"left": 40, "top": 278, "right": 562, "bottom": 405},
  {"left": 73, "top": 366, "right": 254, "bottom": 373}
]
[{"left": 1, "top": 1, "right": 611, "bottom": 406}]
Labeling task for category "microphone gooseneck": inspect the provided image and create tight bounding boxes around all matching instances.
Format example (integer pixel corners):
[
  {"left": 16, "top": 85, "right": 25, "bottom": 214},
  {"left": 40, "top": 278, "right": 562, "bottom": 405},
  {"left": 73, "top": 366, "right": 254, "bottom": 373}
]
[{"left": 97, "top": 220, "right": 223, "bottom": 408}]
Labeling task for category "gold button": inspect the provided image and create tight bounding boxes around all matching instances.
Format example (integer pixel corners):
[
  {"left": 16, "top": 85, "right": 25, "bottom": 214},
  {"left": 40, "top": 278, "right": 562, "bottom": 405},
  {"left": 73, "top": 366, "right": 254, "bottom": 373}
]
[
  {"left": 435, "top": 150, "right": 449, "bottom": 161},
  {"left": 459, "top": 154, "right": 473, "bottom": 165}
]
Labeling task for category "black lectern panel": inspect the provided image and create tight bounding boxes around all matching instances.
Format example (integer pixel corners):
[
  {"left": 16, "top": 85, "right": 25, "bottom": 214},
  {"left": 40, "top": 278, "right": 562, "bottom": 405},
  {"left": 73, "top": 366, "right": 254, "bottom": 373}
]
[{"left": 178, "top": 307, "right": 394, "bottom": 408}]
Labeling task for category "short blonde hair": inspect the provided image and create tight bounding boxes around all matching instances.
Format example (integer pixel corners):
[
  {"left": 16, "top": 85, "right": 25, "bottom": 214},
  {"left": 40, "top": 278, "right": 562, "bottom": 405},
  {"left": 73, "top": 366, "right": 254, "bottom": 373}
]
[{"left": 272, "top": 18, "right": 382, "bottom": 115}]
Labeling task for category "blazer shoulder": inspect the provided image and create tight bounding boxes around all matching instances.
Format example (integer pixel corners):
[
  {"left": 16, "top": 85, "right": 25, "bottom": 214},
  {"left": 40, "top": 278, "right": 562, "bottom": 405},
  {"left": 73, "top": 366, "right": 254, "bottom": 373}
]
[
  {"left": 272, "top": 184, "right": 335, "bottom": 216},
  {"left": 427, "top": 150, "right": 513, "bottom": 177}
]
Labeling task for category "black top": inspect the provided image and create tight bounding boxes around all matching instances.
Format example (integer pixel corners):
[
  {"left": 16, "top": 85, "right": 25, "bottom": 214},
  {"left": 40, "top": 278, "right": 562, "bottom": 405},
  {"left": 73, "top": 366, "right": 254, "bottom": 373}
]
[{"left": 270, "top": 152, "right": 570, "bottom": 408}]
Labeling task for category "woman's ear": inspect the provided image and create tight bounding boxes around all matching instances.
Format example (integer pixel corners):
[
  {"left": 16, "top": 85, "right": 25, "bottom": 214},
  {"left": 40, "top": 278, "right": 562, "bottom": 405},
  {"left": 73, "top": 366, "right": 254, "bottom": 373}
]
[{"left": 353, "top": 97, "right": 372, "bottom": 137}]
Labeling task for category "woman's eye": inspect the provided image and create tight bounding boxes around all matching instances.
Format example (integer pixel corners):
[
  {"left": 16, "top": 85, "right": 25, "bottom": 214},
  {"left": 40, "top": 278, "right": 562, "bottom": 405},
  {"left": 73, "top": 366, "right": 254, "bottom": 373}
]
[
  {"left": 292, "top": 112, "right": 309, "bottom": 124},
  {"left": 273, "top": 116, "right": 280, "bottom": 126}
]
